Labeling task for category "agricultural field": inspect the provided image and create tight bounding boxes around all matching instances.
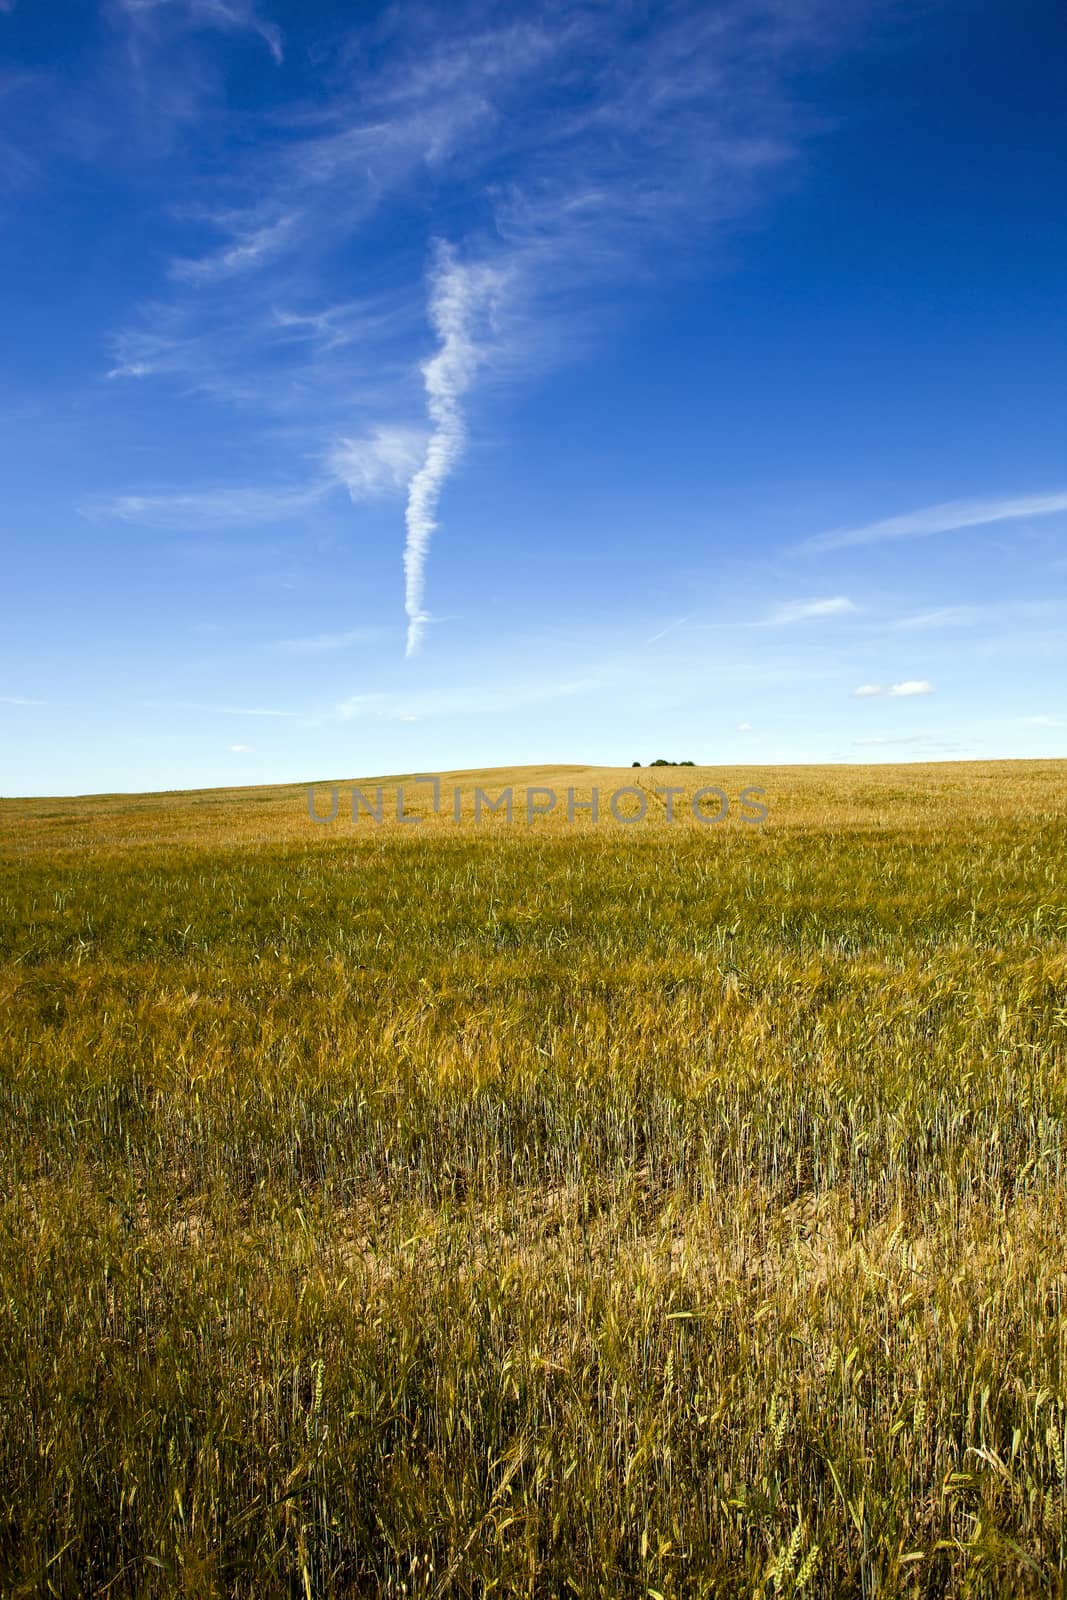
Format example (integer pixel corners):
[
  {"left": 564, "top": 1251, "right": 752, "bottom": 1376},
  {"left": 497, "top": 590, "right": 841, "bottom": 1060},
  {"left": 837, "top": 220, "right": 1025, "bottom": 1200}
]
[{"left": 1, "top": 761, "right": 1066, "bottom": 1598}]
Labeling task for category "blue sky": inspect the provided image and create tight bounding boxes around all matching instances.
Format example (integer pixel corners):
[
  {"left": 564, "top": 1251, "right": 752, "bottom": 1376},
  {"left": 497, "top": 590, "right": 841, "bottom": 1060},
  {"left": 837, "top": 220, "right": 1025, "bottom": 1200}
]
[{"left": 2, "top": 0, "right": 1065, "bottom": 795}]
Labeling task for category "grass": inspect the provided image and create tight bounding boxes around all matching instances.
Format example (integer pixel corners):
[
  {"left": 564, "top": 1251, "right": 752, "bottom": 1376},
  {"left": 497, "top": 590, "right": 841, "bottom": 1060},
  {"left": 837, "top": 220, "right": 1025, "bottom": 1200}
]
[{"left": 1, "top": 761, "right": 1066, "bottom": 1597}]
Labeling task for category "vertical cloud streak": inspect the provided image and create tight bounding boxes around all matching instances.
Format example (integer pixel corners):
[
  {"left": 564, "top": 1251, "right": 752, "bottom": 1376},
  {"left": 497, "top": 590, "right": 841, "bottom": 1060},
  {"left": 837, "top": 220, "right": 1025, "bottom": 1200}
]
[{"left": 403, "top": 246, "right": 500, "bottom": 656}]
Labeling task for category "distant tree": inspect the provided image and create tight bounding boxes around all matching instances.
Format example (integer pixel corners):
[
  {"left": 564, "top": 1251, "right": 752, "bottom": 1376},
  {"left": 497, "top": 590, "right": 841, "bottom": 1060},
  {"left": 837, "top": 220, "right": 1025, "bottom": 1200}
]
[
  {"left": 632, "top": 760, "right": 641, "bottom": 767},
  {"left": 651, "top": 758, "right": 670, "bottom": 766},
  {"left": 680, "top": 759, "right": 695, "bottom": 766}
]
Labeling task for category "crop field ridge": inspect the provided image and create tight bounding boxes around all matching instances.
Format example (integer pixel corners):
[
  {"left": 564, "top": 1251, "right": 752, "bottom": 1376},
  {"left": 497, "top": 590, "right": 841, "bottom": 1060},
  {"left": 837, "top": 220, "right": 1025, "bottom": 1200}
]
[{"left": 1, "top": 762, "right": 1066, "bottom": 1597}]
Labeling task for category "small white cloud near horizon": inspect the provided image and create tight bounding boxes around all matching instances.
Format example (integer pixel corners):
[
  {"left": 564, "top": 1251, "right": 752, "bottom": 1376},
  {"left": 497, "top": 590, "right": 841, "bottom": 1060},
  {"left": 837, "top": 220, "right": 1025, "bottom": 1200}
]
[
  {"left": 800, "top": 490, "right": 1067, "bottom": 553},
  {"left": 852, "top": 681, "right": 935, "bottom": 697},
  {"left": 229, "top": 743, "right": 254, "bottom": 753},
  {"left": 737, "top": 721, "right": 752, "bottom": 732},
  {"left": 767, "top": 595, "right": 856, "bottom": 625}
]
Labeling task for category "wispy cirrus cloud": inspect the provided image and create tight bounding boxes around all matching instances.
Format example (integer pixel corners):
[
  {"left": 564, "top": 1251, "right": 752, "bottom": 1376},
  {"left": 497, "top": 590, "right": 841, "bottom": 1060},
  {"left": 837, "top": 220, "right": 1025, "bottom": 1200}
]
[
  {"left": 330, "top": 426, "right": 427, "bottom": 502},
  {"left": 892, "top": 605, "right": 983, "bottom": 630},
  {"left": 889, "top": 599, "right": 1062, "bottom": 632},
  {"left": 87, "top": 483, "right": 329, "bottom": 528},
  {"left": 169, "top": 212, "right": 298, "bottom": 283},
  {"left": 138, "top": 700, "right": 297, "bottom": 717},
  {"left": 765, "top": 595, "right": 857, "bottom": 625},
  {"left": 92, "top": 410, "right": 425, "bottom": 538},
  {"left": 800, "top": 490, "right": 1067, "bottom": 553},
  {"left": 645, "top": 615, "right": 691, "bottom": 646},
  {"left": 105, "top": 287, "right": 420, "bottom": 422},
  {"left": 117, "top": 0, "right": 283, "bottom": 64}
]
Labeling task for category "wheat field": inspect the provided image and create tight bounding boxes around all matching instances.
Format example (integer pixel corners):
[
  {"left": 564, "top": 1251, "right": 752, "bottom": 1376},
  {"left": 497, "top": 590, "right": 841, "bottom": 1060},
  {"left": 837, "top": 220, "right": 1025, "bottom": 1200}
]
[{"left": 1, "top": 761, "right": 1065, "bottom": 1597}]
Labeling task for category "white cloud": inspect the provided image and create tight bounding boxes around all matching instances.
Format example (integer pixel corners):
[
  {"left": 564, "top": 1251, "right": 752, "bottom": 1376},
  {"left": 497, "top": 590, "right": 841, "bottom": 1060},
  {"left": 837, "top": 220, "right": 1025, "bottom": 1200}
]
[
  {"left": 800, "top": 491, "right": 1067, "bottom": 554},
  {"left": 1020, "top": 714, "right": 1065, "bottom": 727},
  {"left": 229, "top": 742, "right": 254, "bottom": 752},
  {"left": 170, "top": 213, "right": 296, "bottom": 284},
  {"left": 403, "top": 245, "right": 506, "bottom": 657},
  {"left": 852, "top": 680, "right": 935, "bottom": 698},
  {"left": 766, "top": 595, "right": 856, "bottom": 625},
  {"left": 737, "top": 721, "right": 752, "bottom": 732},
  {"left": 328, "top": 426, "right": 427, "bottom": 501},
  {"left": 98, "top": 3, "right": 863, "bottom": 656},
  {"left": 889, "top": 680, "right": 934, "bottom": 697}
]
